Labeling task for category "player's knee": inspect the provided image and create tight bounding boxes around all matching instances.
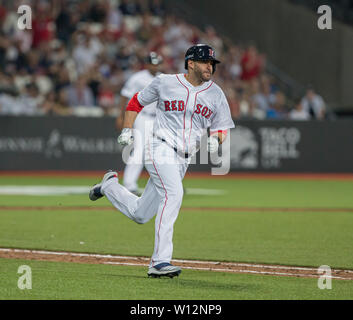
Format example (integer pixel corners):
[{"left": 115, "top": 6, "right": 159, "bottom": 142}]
[
  {"left": 167, "top": 185, "right": 184, "bottom": 203},
  {"left": 134, "top": 216, "right": 149, "bottom": 224}
]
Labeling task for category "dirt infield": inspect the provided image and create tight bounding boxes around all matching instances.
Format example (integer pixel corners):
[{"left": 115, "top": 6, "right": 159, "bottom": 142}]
[
  {"left": 1, "top": 171, "right": 353, "bottom": 180},
  {"left": 1, "top": 248, "right": 352, "bottom": 280}
]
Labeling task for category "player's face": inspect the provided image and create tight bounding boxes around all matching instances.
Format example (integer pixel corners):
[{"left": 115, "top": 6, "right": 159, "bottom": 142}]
[
  {"left": 147, "top": 63, "right": 160, "bottom": 76},
  {"left": 193, "top": 60, "right": 213, "bottom": 82}
]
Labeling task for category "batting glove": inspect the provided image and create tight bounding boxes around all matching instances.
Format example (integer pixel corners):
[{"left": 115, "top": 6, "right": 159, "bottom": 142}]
[
  {"left": 207, "top": 135, "right": 219, "bottom": 153},
  {"left": 117, "top": 128, "right": 134, "bottom": 146}
]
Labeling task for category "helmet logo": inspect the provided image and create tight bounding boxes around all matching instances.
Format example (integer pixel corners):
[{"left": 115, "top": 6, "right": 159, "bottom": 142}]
[{"left": 209, "top": 48, "right": 214, "bottom": 57}]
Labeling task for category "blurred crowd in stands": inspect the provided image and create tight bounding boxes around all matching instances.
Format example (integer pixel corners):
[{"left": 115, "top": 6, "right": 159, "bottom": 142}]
[{"left": 0, "top": 0, "right": 326, "bottom": 120}]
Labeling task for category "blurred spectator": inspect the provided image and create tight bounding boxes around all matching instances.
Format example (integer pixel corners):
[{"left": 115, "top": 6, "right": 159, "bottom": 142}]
[
  {"left": 289, "top": 97, "right": 310, "bottom": 120},
  {"left": 0, "top": 83, "right": 44, "bottom": 116},
  {"left": 42, "top": 91, "right": 72, "bottom": 116},
  {"left": 48, "top": 40, "right": 69, "bottom": 65},
  {"left": 238, "top": 89, "right": 266, "bottom": 120},
  {"left": 0, "top": 71, "right": 15, "bottom": 93},
  {"left": 115, "top": 44, "right": 135, "bottom": 71},
  {"left": 0, "top": 91, "right": 19, "bottom": 115},
  {"left": 19, "top": 83, "right": 45, "bottom": 115},
  {"left": 105, "top": 1, "right": 124, "bottom": 31},
  {"left": 149, "top": 0, "right": 166, "bottom": 17},
  {"left": 65, "top": 76, "right": 95, "bottom": 107},
  {"left": 31, "top": 1, "right": 55, "bottom": 49},
  {"left": 55, "top": 5, "right": 80, "bottom": 43},
  {"left": 224, "top": 87, "right": 240, "bottom": 119},
  {"left": 136, "top": 13, "right": 155, "bottom": 43},
  {"left": 98, "top": 80, "right": 116, "bottom": 115},
  {"left": 227, "top": 45, "right": 242, "bottom": 79},
  {"left": 163, "top": 16, "right": 193, "bottom": 62},
  {"left": 50, "top": 61, "right": 71, "bottom": 91},
  {"left": 0, "top": 32, "right": 7, "bottom": 67},
  {"left": 266, "top": 91, "right": 287, "bottom": 119},
  {"left": 240, "top": 44, "right": 265, "bottom": 82},
  {"left": 13, "top": 68, "right": 31, "bottom": 93},
  {"left": 13, "top": 27, "right": 33, "bottom": 54},
  {"left": 87, "top": 0, "right": 108, "bottom": 23},
  {"left": 201, "top": 25, "right": 223, "bottom": 56},
  {"left": 301, "top": 86, "right": 326, "bottom": 119},
  {"left": 72, "top": 32, "right": 103, "bottom": 75},
  {"left": 251, "top": 78, "right": 276, "bottom": 113},
  {"left": 0, "top": 4, "right": 6, "bottom": 31},
  {"left": 119, "top": 0, "right": 142, "bottom": 16}
]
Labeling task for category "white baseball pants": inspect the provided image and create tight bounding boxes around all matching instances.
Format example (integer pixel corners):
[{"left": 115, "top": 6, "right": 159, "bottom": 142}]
[{"left": 102, "top": 138, "right": 189, "bottom": 267}]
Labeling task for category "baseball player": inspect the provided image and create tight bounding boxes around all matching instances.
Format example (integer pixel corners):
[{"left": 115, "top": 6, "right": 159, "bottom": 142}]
[
  {"left": 89, "top": 44, "right": 235, "bottom": 278},
  {"left": 116, "top": 52, "right": 163, "bottom": 195}
]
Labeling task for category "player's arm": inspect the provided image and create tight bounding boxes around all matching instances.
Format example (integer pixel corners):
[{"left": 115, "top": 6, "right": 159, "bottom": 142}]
[
  {"left": 117, "top": 76, "right": 160, "bottom": 146},
  {"left": 116, "top": 73, "right": 137, "bottom": 130},
  {"left": 116, "top": 96, "right": 128, "bottom": 130},
  {"left": 117, "top": 93, "right": 143, "bottom": 146},
  {"left": 207, "top": 91, "right": 235, "bottom": 152},
  {"left": 116, "top": 110, "right": 137, "bottom": 146},
  {"left": 122, "top": 110, "right": 138, "bottom": 128}
]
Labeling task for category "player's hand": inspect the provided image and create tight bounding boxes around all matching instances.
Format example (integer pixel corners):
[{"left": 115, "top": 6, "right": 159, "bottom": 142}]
[
  {"left": 207, "top": 135, "right": 219, "bottom": 153},
  {"left": 117, "top": 128, "right": 134, "bottom": 146}
]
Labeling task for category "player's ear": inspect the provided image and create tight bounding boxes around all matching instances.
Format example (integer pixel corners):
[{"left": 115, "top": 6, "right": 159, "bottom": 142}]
[{"left": 188, "top": 60, "right": 194, "bottom": 71}]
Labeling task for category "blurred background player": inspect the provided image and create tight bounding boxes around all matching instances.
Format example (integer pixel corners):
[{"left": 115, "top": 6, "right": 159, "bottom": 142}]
[{"left": 116, "top": 52, "right": 163, "bottom": 195}]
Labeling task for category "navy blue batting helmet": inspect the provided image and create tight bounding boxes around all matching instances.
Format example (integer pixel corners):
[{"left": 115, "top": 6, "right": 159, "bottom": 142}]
[{"left": 184, "top": 44, "right": 220, "bottom": 73}]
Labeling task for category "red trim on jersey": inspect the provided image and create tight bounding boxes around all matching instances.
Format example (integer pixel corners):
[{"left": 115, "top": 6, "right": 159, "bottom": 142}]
[
  {"left": 189, "top": 81, "right": 214, "bottom": 144},
  {"left": 126, "top": 92, "right": 144, "bottom": 113},
  {"left": 175, "top": 75, "right": 190, "bottom": 152}
]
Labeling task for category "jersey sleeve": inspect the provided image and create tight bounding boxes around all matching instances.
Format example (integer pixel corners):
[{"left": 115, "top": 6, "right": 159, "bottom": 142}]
[
  {"left": 210, "top": 90, "right": 235, "bottom": 131},
  {"left": 121, "top": 75, "right": 138, "bottom": 99},
  {"left": 137, "top": 74, "right": 161, "bottom": 106}
]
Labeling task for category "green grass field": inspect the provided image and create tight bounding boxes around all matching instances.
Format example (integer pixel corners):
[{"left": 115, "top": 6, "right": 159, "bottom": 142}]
[{"left": 0, "top": 174, "right": 353, "bottom": 300}]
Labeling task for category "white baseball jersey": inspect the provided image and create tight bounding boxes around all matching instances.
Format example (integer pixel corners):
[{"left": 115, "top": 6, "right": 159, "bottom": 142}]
[
  {"left": 137, "top": 73, "right": 235, "bottom": 154},
  {"left": 121, "top": 69, "right": 158, "bottom": 117}
]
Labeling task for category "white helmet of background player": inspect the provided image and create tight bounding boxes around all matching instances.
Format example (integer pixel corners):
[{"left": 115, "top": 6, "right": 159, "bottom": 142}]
[
  {"left": 146, "top": 52, "right": 163, "bottom": 65},
  {"left": 144, "top": 52, "right": 163, "bottom": 76}
]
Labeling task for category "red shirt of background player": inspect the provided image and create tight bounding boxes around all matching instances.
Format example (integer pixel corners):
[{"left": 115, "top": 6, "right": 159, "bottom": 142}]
[{"left": 240, "top": 46, "right": 263, "bottom": 81}]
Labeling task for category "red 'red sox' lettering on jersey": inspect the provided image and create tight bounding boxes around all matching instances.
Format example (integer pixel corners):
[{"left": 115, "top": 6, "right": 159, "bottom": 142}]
[
  {"left": 195, "top": 104, "right": 213, "bottom": 119},
  {"left": 164, "top": 101, "right": 213, "bottom": 119},
  {"left": 164, "top": 100, "right": 185, "bottom": 111}
]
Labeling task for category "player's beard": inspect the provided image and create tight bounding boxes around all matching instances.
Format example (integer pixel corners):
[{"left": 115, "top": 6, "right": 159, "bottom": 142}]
[{"left": 194, "top": 63, "right": 212, "bottom": 83}]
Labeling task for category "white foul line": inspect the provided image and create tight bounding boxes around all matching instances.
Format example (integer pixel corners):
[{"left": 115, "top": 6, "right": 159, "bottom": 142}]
[
  {"left": 0, "top": 248, "right": 352, "bottom": 280},
  {"left": 103, "top": 261, "right": 348, "bottom": 280}
]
